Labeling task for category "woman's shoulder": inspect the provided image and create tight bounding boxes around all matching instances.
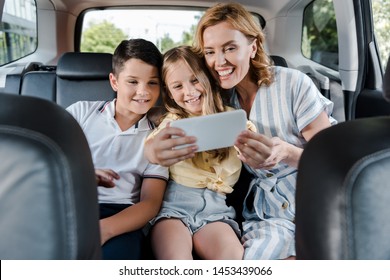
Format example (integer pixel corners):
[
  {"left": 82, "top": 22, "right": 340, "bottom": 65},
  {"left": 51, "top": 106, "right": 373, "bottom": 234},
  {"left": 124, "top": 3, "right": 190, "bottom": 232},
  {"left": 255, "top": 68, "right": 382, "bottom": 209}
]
[
  {"left": 273, "top": 65, "right": 304, "bottom": 76},
  {"left": 272, "top": 66, "right": 313, "bottom": 85}
]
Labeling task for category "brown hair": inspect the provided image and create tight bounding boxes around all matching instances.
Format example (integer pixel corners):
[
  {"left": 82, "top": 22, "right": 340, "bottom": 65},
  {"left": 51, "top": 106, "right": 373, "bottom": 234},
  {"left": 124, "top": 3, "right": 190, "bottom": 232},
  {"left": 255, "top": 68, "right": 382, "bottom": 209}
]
[
  {"left": 112, "top": 39, "right": 162, "bottom": 80},
  {"left": 193, "top": 2, "right": 274, "bottom": 87}
]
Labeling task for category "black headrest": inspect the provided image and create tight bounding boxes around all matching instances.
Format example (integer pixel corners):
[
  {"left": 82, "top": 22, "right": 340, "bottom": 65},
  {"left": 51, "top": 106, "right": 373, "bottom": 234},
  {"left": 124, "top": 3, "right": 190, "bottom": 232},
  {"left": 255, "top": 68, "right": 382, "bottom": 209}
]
[
  {"left": 56, "top": 52, "right": 112, "bottom": 80},
  {"left": 270, "top": 55, "right": 288, "bottom": 67}
]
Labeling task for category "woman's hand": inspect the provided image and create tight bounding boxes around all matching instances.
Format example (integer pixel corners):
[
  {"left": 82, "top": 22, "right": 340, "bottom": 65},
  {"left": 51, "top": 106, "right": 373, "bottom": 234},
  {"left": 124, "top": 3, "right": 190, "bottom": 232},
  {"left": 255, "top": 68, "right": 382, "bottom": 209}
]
[
  {"left": 235, "top": 130, "right": 301, "bottom": 169},
  {"left": 145, "top": 124, "right": 198, "bottom": 167},
  {"left": 95, "top": 169, "right": 120, "bottom": 188}
]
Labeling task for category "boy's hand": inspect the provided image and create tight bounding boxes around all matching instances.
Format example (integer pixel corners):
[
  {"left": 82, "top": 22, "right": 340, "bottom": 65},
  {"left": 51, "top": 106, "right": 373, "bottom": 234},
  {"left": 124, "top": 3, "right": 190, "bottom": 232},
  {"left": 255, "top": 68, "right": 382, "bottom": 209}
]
[{"left": 95, "top": 169, "right": 120, "bottom": 188}]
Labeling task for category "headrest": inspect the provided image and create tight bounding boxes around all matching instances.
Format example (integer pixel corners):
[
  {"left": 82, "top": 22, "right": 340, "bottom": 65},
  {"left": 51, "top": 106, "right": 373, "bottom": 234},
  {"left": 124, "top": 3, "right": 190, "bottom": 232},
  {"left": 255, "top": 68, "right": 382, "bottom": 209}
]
[
  {"left": 270, "top": 55, "right": 288, "bottom": 67},
  {"left": 56, "top": 52, "right": 112, "bottom": 80}
]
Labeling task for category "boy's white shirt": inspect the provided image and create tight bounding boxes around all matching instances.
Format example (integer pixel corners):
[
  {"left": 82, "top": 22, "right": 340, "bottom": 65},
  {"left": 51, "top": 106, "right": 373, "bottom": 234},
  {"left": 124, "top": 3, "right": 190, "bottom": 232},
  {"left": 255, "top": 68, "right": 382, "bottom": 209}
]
[{"left": 67, "top": 99, "right": 169, "bottom": 204}]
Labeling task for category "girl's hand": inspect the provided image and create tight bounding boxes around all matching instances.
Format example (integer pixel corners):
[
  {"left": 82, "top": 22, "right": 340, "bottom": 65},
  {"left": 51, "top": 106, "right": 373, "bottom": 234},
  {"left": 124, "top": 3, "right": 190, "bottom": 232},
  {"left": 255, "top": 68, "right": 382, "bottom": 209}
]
[{"left": 145, "top": 123, "right": 198, "bottom": 167}]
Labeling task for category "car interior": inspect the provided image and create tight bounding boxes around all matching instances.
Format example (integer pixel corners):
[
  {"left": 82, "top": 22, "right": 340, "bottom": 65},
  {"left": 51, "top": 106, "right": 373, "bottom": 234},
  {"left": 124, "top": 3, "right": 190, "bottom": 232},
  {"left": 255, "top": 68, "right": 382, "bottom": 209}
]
[{"left": 0, "top": 0, "right": 390, "bottom": 260}]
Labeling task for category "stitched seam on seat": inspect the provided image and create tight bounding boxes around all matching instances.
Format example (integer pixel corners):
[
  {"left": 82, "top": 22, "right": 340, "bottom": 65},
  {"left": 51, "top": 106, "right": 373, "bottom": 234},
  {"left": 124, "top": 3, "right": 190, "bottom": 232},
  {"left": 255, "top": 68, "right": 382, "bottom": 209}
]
[
  {"left": 0, "top": 125, "right": 77, "bottom": 259},
  {"left": 342, "top": 148, "right": 390, "bottom": 259}
]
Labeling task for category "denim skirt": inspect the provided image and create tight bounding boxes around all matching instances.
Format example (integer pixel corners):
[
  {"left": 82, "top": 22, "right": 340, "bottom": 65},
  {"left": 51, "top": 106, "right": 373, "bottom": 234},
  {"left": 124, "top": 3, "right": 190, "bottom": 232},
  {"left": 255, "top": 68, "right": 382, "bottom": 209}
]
[{"left": 151, "top": 180, "right": 240, "bottom": 236}]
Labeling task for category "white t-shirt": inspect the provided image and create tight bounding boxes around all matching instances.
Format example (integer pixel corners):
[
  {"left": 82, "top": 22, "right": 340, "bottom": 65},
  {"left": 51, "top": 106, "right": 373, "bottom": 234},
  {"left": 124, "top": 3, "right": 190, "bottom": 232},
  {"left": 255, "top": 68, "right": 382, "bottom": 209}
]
[{"left": 67, "top": 99, "right": 168, "bottom": 205}]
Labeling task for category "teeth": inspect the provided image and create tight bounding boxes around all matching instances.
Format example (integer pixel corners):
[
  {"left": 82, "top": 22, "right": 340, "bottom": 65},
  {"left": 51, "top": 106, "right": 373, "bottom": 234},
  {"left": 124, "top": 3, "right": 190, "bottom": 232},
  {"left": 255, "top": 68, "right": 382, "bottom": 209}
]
[
  {"left": 134, "top": 99, "right": 149, "bottom": 103},
  {"left": 185, "top": 96, "right": 200, "bottom": 103},
  {"left": 218, "top": 69, "right": 233, "bottom": 76}
]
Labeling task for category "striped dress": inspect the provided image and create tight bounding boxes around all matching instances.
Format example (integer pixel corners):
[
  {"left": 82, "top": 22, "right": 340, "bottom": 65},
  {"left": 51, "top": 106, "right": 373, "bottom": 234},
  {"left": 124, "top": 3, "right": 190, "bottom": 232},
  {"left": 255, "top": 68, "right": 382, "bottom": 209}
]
[{"left": 229, "top": 66, "right": 336, "bottom": 259}]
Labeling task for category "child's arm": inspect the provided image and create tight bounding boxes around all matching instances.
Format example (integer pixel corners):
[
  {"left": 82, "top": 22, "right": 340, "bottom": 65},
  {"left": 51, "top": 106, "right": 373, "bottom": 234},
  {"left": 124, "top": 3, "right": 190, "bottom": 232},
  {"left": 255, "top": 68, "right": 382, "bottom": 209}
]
[
  {"left": 99, "top": 178, "right": 166, "bottom": 245},
  {"left": 144, "top": 123, "right": 198, "bottom": 167}
]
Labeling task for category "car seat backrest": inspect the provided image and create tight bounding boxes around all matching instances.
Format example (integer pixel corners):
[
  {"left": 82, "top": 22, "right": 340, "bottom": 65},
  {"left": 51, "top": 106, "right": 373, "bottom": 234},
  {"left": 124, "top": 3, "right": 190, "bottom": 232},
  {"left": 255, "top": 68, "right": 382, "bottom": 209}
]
[
  {"left": 56, "top": 52, "right": 116, "bottom": 108},
  {"left": 21, "top": 70, "right": 56, "bottom": 101},
  {"left": 296, "top": 116, "right": 390, "bottom": 259},
  {"left": 0, "top": 62, "right": 43, "bottom": 95},
  {"left": 0, "top": 93, "right": 101, "bottom": 259}
]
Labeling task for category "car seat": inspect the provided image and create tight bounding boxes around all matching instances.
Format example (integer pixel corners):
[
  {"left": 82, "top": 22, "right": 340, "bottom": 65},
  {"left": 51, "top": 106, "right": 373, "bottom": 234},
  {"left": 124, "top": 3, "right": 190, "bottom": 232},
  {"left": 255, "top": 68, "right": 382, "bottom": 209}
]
[
  {"left": 56, "top": 52, "right": 116, "bottom": 108},
  {"left": 295, "top": 116, "right": 390, "bottom": 259},
  {"left": 0, "top": 94, "right": 101, "bottom": 259}
]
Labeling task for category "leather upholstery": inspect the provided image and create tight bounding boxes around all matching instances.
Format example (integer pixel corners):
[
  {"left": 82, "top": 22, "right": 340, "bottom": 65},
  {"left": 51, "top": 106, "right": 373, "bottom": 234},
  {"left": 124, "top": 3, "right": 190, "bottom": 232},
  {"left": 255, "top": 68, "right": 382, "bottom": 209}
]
[
  {"left": 0, "top": 94, "right": 101, "bottom": 259},
  {"left": 56, "top": 52, "right": 116, "bottom": 108},
  {"left": 270, "top": 55, "right": 288, "bottom": 67},
  {"left": 296, "top": 117, "right": 390, "bottom": 259},
  {"left": 21, "top": 71, "right": 56, "bottom": 101}
]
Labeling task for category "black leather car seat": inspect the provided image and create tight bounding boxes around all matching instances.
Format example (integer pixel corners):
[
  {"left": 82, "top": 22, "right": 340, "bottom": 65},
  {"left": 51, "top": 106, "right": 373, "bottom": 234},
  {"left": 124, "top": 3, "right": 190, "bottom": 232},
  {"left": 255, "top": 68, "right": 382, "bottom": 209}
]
[
  {"left": 56, "top": 52, "right": 116, "bottom": 108},
  {"left": 296, "top": 116, "right": 390, "bottom": 259},
  {"left": 0, "top": 94, "right": 101, "bottom": 259}
]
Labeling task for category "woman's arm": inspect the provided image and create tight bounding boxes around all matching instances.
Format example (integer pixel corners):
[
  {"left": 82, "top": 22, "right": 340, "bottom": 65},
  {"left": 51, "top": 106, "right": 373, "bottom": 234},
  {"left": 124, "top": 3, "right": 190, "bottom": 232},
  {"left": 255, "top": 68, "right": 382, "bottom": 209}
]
[{"left": 99, "top": 178, "right": 167, "bottom": 245}]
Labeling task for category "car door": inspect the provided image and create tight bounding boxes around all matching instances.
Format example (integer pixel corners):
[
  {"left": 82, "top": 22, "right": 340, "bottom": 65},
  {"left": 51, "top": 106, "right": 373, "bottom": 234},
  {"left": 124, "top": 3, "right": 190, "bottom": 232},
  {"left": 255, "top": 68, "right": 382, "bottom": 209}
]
[{"left": 345, "top": 0, "right": 390, "bottom": 119}]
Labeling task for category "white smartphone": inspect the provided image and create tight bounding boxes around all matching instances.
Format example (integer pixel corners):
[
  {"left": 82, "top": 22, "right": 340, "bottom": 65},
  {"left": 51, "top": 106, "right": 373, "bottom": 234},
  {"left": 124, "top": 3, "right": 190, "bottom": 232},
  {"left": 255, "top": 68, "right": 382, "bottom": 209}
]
[{"left": 170, "top": 109, "right": 247, "bottom": 152}]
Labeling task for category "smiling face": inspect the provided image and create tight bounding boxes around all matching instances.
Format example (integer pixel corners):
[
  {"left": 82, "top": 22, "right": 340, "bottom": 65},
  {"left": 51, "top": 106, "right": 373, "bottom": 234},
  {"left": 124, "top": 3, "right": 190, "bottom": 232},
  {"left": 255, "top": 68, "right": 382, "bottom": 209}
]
[
  {"left": 109, "top": 58, "right": 160, "bottom": 116},
  {"left": 202, "top": 21, "right": 257, "bottom": 89},
  {"left": 164, "top": 59, "right": 205, "bottom": 116}
]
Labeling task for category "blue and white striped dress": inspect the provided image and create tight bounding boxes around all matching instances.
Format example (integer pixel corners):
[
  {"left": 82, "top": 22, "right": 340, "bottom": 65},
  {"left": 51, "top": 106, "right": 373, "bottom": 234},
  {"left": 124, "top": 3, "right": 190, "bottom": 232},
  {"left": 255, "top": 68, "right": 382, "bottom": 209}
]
[{"left": 230, "top": 66, "right": 336, "bottom": 259}]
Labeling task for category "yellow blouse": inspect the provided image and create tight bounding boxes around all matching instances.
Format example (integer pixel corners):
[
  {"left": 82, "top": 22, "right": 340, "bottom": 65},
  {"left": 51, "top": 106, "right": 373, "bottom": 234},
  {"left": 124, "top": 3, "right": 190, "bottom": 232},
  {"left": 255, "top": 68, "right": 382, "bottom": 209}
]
[{"left": 149, "top": 107, "right": 256, "bottom": 195}]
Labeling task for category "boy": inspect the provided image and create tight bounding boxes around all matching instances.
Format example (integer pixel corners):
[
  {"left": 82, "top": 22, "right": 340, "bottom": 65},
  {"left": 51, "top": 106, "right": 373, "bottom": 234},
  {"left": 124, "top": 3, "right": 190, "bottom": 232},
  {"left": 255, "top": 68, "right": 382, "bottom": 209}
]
[{"left": 67, "top": 39, "right": 168, "bottom": 260}]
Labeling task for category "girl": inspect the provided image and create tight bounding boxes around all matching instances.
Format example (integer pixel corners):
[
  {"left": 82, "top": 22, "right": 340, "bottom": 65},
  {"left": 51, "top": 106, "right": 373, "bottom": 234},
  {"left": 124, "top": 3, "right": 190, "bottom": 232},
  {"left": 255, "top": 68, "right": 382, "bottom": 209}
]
[{"left": 147, "top": 46, "right": 254, "bottom": 260}]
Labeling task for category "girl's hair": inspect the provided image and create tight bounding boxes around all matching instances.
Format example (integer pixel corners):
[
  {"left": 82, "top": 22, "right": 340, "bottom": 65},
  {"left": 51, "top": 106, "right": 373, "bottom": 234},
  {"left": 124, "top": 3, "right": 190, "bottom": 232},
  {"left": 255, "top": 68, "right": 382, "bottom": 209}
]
[
  {"left": 162, "top": 45, "right": 224, "bottom": 118},
  {"left": 193, "top": 2, "right": 274, "bottom": 87},
  {"left": 162, "top": 45, "right": 228, "bottom": 162},
  {"left": 112, "top": 39, "right": 163, "bottom": 79}
]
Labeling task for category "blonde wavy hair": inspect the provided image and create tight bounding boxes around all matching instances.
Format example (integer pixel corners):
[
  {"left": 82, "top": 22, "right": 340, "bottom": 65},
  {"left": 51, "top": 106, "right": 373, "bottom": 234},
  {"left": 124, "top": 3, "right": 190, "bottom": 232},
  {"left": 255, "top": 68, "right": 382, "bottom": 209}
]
[
  {"left": 162, "top": 45, "right": 225, "bottom": 118},
  {"left": 193, "top": 2, "right": 274, "bottom": 87},
  {"left": 162, "top": 45, "right": 228, "bottom": 162}
]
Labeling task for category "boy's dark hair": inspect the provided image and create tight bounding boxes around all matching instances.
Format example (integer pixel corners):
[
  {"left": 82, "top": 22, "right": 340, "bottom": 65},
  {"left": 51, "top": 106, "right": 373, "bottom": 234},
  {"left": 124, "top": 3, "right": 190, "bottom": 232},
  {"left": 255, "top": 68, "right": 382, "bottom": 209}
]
[{"left": 112, "top": 39, "right": 162, "bottom": 77}]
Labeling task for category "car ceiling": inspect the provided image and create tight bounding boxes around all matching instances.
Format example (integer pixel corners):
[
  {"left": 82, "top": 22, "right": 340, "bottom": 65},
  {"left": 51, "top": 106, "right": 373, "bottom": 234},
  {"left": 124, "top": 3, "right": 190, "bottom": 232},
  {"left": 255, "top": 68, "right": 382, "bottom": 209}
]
[{"left": 39, "top": 0, "right": 305, "bottom": 21}]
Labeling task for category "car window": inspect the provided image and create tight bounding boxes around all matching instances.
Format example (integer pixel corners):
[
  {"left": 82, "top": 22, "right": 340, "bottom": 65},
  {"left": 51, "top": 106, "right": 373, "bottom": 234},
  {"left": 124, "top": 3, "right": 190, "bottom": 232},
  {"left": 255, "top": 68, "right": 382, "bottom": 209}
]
[
  {"left": 80, "top": 9, "right": 204, "bottom": 54},
  {"left": 0, "top": 0, "right": 37, "bottom": 66},
  {"left": 79, "top": 8, "right": 264, "bottom": 54},
  {"left": 372, "top": 0, "right": 390, "bottom": 71},
  {"left": 301, "top": 0, "right": 338, "bottom": 70}
]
